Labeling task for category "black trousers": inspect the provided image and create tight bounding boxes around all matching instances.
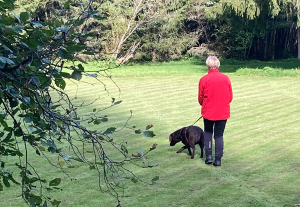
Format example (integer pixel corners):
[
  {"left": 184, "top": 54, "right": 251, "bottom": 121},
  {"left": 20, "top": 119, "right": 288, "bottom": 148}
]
[{"left": 203, "top": 118, "right": 227, "bottom": 137}]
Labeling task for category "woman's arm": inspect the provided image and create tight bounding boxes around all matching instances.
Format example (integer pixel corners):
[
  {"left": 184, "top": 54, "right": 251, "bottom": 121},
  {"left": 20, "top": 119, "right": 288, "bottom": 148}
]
[{"left": 198, "top": 79, "right": 204, "bottom": 105}]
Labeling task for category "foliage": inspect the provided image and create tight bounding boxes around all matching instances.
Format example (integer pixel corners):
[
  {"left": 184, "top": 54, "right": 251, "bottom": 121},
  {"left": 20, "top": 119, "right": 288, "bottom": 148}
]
[
  {"left": 0, "top": 0, "right": 158, "bottom": 206},
  {"left": 11, "top": 0, "right": 300, "bottom": 64},
  {"left": 202, "top": 0, "right": 300, "bottom": 60},
  {"left": 128, "top": 0, "right": 201, "bottom": 62}
]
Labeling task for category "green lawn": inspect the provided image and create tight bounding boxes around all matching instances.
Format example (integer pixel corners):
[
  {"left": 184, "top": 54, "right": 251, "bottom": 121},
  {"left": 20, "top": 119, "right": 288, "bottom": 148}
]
[{"left": 1, "top": 59, "right": 300, "bottom": 207}]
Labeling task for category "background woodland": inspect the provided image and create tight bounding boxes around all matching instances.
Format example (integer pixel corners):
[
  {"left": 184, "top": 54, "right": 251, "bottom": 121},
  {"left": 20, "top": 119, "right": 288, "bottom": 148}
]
[{"left": 15, "top": 0, "right": 300, "bottom": 61}]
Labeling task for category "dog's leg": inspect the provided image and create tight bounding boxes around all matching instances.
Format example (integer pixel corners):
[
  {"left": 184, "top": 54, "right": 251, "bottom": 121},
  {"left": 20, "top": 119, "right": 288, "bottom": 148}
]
[
  {"left": 176, "top": 146, "right": 186, "bottom": 153},
  {"left": 187, "top": 147, "right": 192, "bottom": 157},
  {"left": 199, "top": 143, "right": 204, "bottom": 158},
  {"left": 190, "top": 146, "right": 195, "bottom": 159}
]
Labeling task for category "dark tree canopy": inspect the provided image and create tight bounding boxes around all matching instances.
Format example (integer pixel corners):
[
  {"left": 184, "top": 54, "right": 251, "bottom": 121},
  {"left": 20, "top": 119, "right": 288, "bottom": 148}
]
[{"left": 0, "top": 0, "right": 157, "bottom": 206}]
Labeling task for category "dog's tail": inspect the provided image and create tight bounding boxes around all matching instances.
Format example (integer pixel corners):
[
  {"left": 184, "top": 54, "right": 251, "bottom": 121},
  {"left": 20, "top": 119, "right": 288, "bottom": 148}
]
[{"left": 201, "top": 131, "right": 204, "bottom": 141}]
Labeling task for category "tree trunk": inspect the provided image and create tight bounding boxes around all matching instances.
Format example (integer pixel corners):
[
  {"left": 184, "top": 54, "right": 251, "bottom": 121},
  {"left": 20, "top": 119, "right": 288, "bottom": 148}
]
[
  {"left": 264, "top": 33, "right": 268, "bottom": 60},
  {"left": 297, "top": 27, "right": 300, "bottom": 59},
  {"left": 152, "top": 48, "right": 156, "bottom": 62},
  {"left": 272, "top": 30, "right": 276, "bottom": 60}
]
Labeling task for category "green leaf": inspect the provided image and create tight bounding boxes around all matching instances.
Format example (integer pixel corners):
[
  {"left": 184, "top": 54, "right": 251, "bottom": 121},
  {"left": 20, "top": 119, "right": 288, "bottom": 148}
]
[
  {"left": 23, "top": 176, "right": 31, "bottom": 184},
  {"left": 31, "top": 76, "right": 40, "bottom": 86},
  {"left": 60, "top": 72, "right": 70, "bottom": 78},
  {"left": 38, "top": 146, "right": 46, "bottom": 151},
  {"left": 135, "top": 129, "right": 142, "bottom": 134},
  {"left": 86, "top": 150, "right": 93, "bottom": 153},
  {"left": 3, "top": 0, "right": 14, "bottom": 8},
  {"left": 69, "top": 43, "right": 85, "bottom": 52},
  {"left": 29, "top": 177, "right": 39, "bottom": 183},
  {"left": 3, "top": 131, "right": 12, "bottom": 142},
  {"left": 3, "top": 178, "right": 10, "bottom": 187},
  {"left": 12, "top": 25, "right": 24, "bottom": 33},
  {"left": 7, "top": 173, "right": 20, "bottom": 185},
  {"left": 23, "top": 97, "right": 30, "bottom": 105},
  {"left": 143, "top": 131, "right": 156, "bottom": 138},
  {"left": 3, "top": 126, "right": 12, "bottom": 132},
  {"left": 31, "top": 22, "right": 44, "bottom": 27},
  {"left": 49, "top": 178, "right": 61, "bottom": 186},
  {"left": 58, "top": 48, "right": 68, "bottom": 59},
  {"left": 139, "top": 147, "right": 144, "bottom": 156},
  {"left": 78, "top": 64, "right": 84, "bottom": 71},
  {"left": 2, "top": 44, "right": 13, "bottom": 53},
  {"left": 93, "top": 119, "right": 101, "bottom": 125},
  {"left": 151, "top": 176, "right": 159, "bottom": 184},
  {"left": 29, "top": 196, "right": 35, "bottom": 207},
  {"left": 8, "top": 88, "right": 19, "bottom": 98},
  {"left": 14, "top": 127, "right": 23, "bottom": 137},
  {"left": 57, "top": 161, "right": 65, "bottom": 166},
  {"left": 0, "top": 182, "right": 3, "bottom": 191},
  {"left": 121, "top": 145, "right": 128, "bottom": 154},
  {"left": 51, "top": 104, "right": 60, "bottom": 109},
  {"left": 20, "top": 12, "right": 29, "bottom": 22},
  {"left": 64, "top": 0, "right": 72, "bottom": 9},
  {"left": 0, "top": 114, "right": 6, "bottom": 122},
  {"left": 146, "top": 124, "right": 153, "bottom": 130},
  {"left": 71, "top": 70, "right": 82, "bottom": 81},
  {"left": 33, "top": 196, "right": 42, "bottom": 205},
  {"left": 93, "top": 15, "right": 108, "bottom": 20},
  {"left": 82, "top": 51, "right": 94, "bottom": 55},
  {"left": 12, "top": 108, "right": 19, "bottom": 115},
  {"left": 99, "top": 117, "right": 108, "bottom": 122},
  {"left": 70, "top": 157, "right": 84, "bottom": 162},
  {"left": 0, "top": 56, "right": 15, "bottom": 66},
  {"left": 12, "top": 10, "right": 20, "bottom": 23},
  {"left": 103, "top": 127, "right": 116, "bottom": 135},
  {"left": 27, "top": 38, "right": 39, "bottom": 49},
  {"left": 52, "top": 200, "right": 61, "bottom": 207},
  {"left": 54, "top": 79, "right": 66, "bottom": 90},
  {"left": 113, "top": 101, "right": 122, "bottom": 105},
  {"left": 9, "top": 99, "right": 18, "bottom": 108},
  {"left": 42, "top": 58, "right": 50, "bottom": 64},
  {"left": 130, "top": 177, "right": 138, "bottom": 183},
  {"left": 148, "top": 163, "right": 158, "bottom": 168},
  {"left": 42, "top": 201, "right": 48, "bottom": 207}
]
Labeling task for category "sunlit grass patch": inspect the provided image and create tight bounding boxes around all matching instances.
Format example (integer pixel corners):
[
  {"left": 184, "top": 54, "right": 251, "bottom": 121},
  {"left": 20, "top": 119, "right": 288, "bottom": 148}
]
[
  {"left": 235, "top": 66, "right": 300, "bottom": 77},
  {"left": 1, "top": 60, "right": 300, "bottom": 207}
]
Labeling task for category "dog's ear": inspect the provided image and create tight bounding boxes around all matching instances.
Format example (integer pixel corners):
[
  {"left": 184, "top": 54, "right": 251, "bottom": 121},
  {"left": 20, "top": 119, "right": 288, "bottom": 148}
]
[{"left": 169, "top": 134, "right": 173, "bottom": 142}]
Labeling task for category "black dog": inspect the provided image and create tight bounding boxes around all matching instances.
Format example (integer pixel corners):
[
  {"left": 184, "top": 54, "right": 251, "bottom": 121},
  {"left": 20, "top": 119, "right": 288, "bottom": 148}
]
[{"left": 169, "top": 126, "right": 204, "bottom": 159}]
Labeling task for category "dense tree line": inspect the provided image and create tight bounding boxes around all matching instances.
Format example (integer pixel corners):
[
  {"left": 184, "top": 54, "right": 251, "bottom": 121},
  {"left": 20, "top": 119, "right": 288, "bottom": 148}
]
[
  {"left": 205, "top": 0, "right": 300, "bottom": 60},
  {"left": 14, "top": 0, "right": 300, "bottom": 61}
]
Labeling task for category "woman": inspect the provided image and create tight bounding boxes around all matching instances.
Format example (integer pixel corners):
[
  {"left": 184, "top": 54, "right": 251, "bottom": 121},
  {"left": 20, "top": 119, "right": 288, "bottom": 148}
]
[{"left": 198, "top": 56, "right": 233, "bottom": 166}]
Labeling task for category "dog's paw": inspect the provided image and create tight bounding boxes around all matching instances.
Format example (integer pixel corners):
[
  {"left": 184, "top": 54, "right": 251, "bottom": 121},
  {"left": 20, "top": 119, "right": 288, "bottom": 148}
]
[
  {"left": 176, "top": 148, "right": 184, "bottom": 153},
  {"left": 191, "top": 156, "right": 194, "bottom": 159}
]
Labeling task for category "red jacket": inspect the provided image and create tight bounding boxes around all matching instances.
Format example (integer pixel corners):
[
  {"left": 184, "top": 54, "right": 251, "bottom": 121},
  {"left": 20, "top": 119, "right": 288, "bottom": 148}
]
[{"left": 198, "top": 69, "right": 233, "bottom": 121}]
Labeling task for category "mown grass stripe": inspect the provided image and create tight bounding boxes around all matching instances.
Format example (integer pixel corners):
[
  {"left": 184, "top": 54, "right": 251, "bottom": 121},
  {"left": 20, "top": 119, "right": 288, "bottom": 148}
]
[{"left": 3, "top": 62, "right": 300, "bottom": 207}]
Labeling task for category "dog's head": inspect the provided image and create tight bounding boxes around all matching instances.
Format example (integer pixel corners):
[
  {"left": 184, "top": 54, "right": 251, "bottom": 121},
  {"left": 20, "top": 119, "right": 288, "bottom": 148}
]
[{"left": 169, "top": 128, "right": 183, "bottom": 146}]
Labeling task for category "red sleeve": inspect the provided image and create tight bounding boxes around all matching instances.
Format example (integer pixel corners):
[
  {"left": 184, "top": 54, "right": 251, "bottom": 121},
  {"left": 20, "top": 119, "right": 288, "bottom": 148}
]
[
  {"left": 198, "top": 78, "right": 204, "bottom": 105},
  {"left": 228, "top": 79, "right": 233, "bottom": 103}
]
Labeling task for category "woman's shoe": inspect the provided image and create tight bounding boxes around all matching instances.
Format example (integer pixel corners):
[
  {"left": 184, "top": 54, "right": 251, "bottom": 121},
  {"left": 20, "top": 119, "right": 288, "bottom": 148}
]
[
  {"left": 205, "top": 155, "right": 213, "bottom": 164},
  {"left": 213, "top": 159, "right": 221, "bottom": 166}
]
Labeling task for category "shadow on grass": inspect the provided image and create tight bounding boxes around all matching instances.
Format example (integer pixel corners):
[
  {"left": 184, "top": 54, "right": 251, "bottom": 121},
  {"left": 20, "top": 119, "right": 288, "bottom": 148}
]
[
  {"left": 190, "top": 58, "right": 300, "bottom": 73},
  {"left": 220, "top": 59, "right": 300, "bottom": 73}
]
